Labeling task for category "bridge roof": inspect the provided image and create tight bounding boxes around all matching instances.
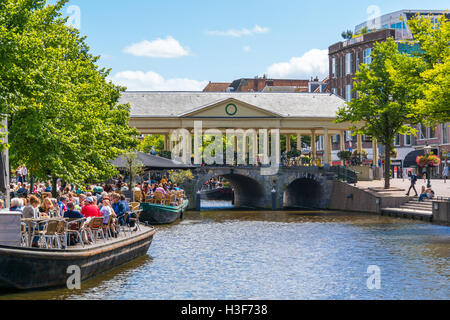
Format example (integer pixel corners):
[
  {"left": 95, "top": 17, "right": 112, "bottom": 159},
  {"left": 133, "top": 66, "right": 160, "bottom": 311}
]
[{"left": 120, "top": 92, "right": 346, "bottom": 118}]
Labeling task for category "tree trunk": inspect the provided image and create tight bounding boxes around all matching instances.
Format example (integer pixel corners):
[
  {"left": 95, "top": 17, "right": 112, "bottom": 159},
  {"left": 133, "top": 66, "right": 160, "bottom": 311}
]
[
  {"left": 51, "top": 177, "right": 58, "bottom": 198},
  {"left": 29, "top": 173, "right": 34, "bottom": 194},
  {"left": 384, "top": 144, "right": 391, "bottom": 189}
]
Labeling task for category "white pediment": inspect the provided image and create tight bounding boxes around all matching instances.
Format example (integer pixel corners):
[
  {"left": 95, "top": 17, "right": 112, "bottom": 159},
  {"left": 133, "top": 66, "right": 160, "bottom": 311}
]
[{"left": 179, "top": 98, "right": 283, "bottom": 118}]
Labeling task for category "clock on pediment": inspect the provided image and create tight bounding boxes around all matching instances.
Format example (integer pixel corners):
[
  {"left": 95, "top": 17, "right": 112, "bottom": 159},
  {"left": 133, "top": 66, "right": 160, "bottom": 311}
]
[{"left": 225, "top": 103, "right": 238, "bottom": 116}]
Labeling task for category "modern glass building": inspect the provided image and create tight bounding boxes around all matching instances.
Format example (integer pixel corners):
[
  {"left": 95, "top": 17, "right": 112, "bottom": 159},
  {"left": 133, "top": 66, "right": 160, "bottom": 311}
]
[{"left": 354, "top": 9, "right": 449, "bottom": 40}]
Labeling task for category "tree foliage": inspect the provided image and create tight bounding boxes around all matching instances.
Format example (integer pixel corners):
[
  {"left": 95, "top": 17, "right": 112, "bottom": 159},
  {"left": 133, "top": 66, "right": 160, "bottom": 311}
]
[
  {"left": 0, "top": 0, "right": 138, "bottom": 186},
  {"left": 335, "top": 38, "right": 425, "bottom": 188},
  {"left": 167, "top": 169, "right": 193, "bottom": 185},
  {"left": 406, "top": 14, "right": 450, "bottom": 123},
  {"left": 341, "top": 30, "right": 353, "bottom": 40},
  {"left": 138, "top": 135, "right": 165, "bottom": 154}
]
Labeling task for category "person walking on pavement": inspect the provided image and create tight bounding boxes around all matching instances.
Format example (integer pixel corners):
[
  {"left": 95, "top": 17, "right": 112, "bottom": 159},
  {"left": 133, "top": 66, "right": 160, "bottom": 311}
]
[
  {"left": 443, "top": 164, "right": 448, "bottom": 183},
  {"left": 406, "top": 173, "right": 418, "bottom": 196}
]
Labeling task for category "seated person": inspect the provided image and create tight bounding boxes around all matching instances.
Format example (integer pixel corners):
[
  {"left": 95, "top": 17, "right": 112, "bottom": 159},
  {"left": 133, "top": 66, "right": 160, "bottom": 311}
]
[
  {"left": 64, "top": 202, "right": 84, "bottom": 219},
  {"left": 419, "top": 187, "right": 434, "bottom": 202},
  {"left": 81, "top": 197, "right": 101, "bottom": 217},
  {"left": 10, "top": 198, "right": 24, "bottom": 212},
  {"left": 112, "top": 194, "right": 127, "bottom": 225}
]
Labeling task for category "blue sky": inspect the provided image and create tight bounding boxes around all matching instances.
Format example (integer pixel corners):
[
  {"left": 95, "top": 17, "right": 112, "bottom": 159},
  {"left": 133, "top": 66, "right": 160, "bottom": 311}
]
[{"left": 58, "top": 0, "right": 449, "bottom": 91}]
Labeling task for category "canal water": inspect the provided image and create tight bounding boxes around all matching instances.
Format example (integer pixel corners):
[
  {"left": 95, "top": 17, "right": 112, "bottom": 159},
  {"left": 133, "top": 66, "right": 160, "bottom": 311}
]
[{"left": 1, "top": 209, "right": 449, "bottom": 300}]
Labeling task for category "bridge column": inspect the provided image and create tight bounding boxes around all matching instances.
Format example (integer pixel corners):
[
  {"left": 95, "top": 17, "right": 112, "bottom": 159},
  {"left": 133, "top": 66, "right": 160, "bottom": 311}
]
[
  {"left": 340, "top": 131, "right": 345, "bottom": 165},
  {"left": 250, "top": 131, "right": 258, "bottom": 165},
  {"left": 297, "top": 134, "right": 302, "bottom": 151},
  {"left": 186, "top": 132, "right": 192, "bottom": 163},
  {"left": 357, "top": 134, "right": 363, "bottom": 154},
  {"left": 323, "top": 128, "right": 330, "bottom": 165},
  {"left": 372, "top": 138, "right": 378, "bottom": 166},
  {"left": 163, "top": 134, "right": 169, "bottom": 151},
  {"left": 328, "top": 134, "right": 333, "bottom": 166},
  {"left": 311, "top": 130, "right": 316, "bottom": 165},
  {"left": 286, "top": 134, "right": 291, "bottom": 153}
]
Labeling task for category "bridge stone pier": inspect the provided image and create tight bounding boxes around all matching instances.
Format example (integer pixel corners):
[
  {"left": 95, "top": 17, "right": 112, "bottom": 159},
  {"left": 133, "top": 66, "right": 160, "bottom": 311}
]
[{"left": 181, "top": 166, "right": 336, "bottom": 210}]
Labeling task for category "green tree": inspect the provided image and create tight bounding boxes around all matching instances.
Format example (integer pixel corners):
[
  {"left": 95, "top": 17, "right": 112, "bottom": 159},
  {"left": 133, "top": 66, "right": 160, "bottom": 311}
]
[
  {"left": 341, "top": 30, "right": 353, "bottom": 40},
  {"left": 167, "top": 169, "right": 194, "bottom": 185},
  {"left": 406, "top": 14, "right": 450, "bottom": 123},
  {"left": 335, "top": 38, "right": 425, "bottom": 189},
  {"left": 138, "top": 135, "right": 165, "bottom": 154},
  {"left": 0, "top": 0, "right": 138, "bottom": 193},
  {"left": 123, "top": 152, "right": 143, "bottom": 190}
]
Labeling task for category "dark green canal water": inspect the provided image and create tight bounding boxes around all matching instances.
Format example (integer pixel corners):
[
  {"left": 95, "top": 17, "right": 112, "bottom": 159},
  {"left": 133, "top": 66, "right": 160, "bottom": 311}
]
[{"left": 1, "top": 210, "right": 449, "bottom": 300}]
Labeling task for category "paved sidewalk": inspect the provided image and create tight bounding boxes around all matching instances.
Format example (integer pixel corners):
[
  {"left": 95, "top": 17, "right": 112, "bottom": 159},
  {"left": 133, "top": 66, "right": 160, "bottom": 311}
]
[{"left": 356, "top": 178, "right": 450, "bottom": 197}]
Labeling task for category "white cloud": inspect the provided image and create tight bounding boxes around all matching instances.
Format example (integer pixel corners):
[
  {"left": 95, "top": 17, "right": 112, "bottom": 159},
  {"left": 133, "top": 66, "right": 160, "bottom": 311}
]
[
  {"left": 267, "top": 49, "right": 329, "bottom": 79},
  {"left": 109, "top": 70, "right": 208, "bottom": 91},
  {"left": 123, "top": 36, "right": 189, "bottom": 58},
  {"left": 243, "top": 45, "right": 251, "bottom": 52},
  {"left": 206, "top": 25, "right": 269, "bottom": 37}
]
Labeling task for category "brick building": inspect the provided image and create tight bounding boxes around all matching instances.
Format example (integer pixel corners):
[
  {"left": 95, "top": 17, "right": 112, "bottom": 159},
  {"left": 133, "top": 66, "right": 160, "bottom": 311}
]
[
  {"left": 328, "top": 9, "right": 449, "bottom": 175},
  {"left": 203, "top": 76, "right": 309, "bottom": 93}
]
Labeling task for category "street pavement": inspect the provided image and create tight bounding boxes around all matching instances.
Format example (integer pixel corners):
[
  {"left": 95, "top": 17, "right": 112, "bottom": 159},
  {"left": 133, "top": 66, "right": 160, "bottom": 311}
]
[{"left": 356, "top": 178, "right": 450, "bottom": 197}]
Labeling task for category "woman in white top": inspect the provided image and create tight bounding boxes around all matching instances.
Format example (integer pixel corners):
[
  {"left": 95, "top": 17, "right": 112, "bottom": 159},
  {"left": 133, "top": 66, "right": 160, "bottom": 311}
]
[{"left": 100, "top": 199, "right": 117, "bottom": 236}]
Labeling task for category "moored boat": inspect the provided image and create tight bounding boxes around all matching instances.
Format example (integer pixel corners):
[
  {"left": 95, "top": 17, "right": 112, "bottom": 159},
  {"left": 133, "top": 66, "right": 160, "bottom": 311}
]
[
  {"left": 139, "top": 199, "right": 189, "bottom": 225},
  {"left": 0, "top": 224, "right": 156, "bottom": 291},
  {"left": 200, "top": 187, "right": 234, "bottom": 201}
]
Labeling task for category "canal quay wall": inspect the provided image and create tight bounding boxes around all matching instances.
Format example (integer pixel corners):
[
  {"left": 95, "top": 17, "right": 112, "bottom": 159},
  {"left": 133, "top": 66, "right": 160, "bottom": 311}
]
[
  {"left": 183, "top": 166, "right": 448, "bottom": 225},
  {"left": 433, "top": 200, "right": 450, "bottom": 225}
]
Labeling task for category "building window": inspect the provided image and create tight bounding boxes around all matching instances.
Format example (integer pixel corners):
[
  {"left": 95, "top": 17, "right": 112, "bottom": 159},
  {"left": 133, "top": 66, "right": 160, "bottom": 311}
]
[
  {"left": 419, "top": 124, "right": 426, "bottom": 139},
  {"left": 363, "top": 48, "right": 372, "bottom": 64},
  {"left": 345, "top": 131, "right": 353, "bottom": 142},
  {"left": 345, "top": 84, "right": 352, "bottom": 102},
  {"left": 332, "top": 135, "right": 338, "bottom": 143},
  {"left": 332, "top": 57, "right": 337, "bottom": 78},
  {"left": 331, "top": 88, "right": 337, "bottom": 95},
  {"left": 443, "top": 125, "right": 448, "bottom": 144},
  {"left": 404, "top": 134, "right": 411, "bottom": 146},
  {"left": 394, "top": 134, "right": 401, "bottom": 146},
  {"left": 356, "top": 52, "right": 360, "bottom": 72},
  {"left": 428, "top": 127, "right": 436, "bottom": 138},
  {"left": 345, "top": 53, "right": 353, "bottom": 75}
]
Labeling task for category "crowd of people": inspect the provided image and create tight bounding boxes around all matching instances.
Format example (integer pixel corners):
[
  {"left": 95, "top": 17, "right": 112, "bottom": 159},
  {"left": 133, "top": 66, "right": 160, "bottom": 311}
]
[
  {"left": 3, "top": 173, "right": 186, "bottom": 216},
  {"left": 131, "top": 176, "right": 185, "bottom": 203}
]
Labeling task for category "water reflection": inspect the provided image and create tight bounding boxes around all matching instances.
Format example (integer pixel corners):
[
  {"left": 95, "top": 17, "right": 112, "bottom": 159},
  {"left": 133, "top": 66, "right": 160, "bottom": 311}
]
[{"left": 0, "top": 211, "right": 448, "bottom": 300}]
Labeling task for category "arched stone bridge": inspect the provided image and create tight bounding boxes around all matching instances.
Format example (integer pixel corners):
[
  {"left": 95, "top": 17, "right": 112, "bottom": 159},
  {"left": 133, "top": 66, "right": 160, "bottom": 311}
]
[{"left": 181, "top": 166, "right": 352, "bottom": 210}]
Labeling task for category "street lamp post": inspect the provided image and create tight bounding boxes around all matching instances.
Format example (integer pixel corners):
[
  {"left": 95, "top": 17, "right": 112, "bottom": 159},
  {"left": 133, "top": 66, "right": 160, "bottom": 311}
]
[{"left": 424, "top": 144, "right": 432, "bottom": 188}]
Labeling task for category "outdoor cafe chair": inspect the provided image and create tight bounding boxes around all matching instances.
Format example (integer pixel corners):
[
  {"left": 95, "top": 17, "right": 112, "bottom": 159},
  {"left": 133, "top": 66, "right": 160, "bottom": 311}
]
[
  {"left": 86, "top": 217, "right": 107, "bottom": 244},
  {"left": 127, "top": 209, "right": 142, "bottom": 232},
  {"left": 130, "top": 202, "right": 140, "bottom": 211},
  {"left": 38, "top": 220, "right": 61, "bottom": 249},
  {"left": 102, "top": 215, "right": 114, "bottom": 239},
  {"left": 152, "top": 191, "right": 164, "bottom": 205},
  {"left": 164, "top": 194, "right": 177, "bottom": 206},
  {"left": 65, "top": 218, "right": 85, "bottom": 248},
  {"left": 20, "top": 222, "right": 28, "bottom": 247},
  {"left": 133, "top": 191, "right": 143, "bottom": 203}
]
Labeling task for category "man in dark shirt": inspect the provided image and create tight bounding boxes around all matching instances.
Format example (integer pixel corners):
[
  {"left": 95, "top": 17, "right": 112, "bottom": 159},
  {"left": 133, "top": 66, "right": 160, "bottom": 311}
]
[
  {"left": 112, "top": 194, "right": 127, "bottom": 225},
  {"left": 406, "top": 174, "right": 419, "bottom": 196},
  {"left": 63, "top": 202, "right": 84, "bottom": 219}
]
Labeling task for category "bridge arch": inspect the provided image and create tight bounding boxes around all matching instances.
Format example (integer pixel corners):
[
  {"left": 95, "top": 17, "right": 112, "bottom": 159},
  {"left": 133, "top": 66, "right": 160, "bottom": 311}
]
[
  {"left": 190, "top": 169, "right": 267, "bottom": 209},
  {"left": 283, "top": 175, "right": 326, "bottom": 209}
]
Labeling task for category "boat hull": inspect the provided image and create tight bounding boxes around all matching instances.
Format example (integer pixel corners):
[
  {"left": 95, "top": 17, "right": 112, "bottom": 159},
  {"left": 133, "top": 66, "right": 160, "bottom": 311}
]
[
  {"left": 200, "top": 188, "right": 234, "bottom": 201},
  {"left": 140, "top": 200, "right": 189, "bottom": 225},
  {"left": 0, "top": 226, "right": 155, "bottom": 291}
]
